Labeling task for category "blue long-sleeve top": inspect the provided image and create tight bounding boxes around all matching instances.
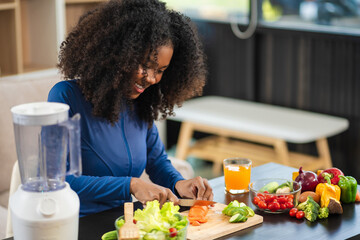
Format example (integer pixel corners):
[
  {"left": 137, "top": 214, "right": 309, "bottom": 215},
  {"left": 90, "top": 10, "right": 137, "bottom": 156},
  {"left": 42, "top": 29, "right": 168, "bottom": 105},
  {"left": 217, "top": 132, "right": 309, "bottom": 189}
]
[{"left": 48, "top": 80, "right": 184, "bottom": 216}]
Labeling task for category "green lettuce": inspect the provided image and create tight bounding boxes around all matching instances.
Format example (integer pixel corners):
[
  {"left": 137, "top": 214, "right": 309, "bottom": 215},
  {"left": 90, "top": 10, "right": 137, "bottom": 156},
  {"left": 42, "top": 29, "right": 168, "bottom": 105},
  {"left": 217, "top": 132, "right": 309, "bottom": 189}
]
[{"left": 133, "top": 200, "right": 188, "bottom": 239}]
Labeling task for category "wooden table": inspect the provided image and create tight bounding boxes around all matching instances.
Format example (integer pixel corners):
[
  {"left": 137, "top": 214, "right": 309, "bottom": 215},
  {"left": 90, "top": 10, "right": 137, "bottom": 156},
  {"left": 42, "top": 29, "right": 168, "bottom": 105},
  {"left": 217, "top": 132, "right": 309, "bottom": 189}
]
[{"left": 4, "top": 163, "right": 360, "bottom": 240}]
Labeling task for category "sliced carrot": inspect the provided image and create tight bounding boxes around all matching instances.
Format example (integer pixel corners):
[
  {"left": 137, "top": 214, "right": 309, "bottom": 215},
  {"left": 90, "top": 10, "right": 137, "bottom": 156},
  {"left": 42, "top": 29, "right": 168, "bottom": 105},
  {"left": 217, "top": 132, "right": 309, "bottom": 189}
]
[
  {"left": 190, "top": 220, "right": 201, "bottom": 226},
  {"left": 355, "top": 190, "right": 360, "bottom": 202},
  {"left": 188, "top": 205, "right": 209, "bottom": 225}
]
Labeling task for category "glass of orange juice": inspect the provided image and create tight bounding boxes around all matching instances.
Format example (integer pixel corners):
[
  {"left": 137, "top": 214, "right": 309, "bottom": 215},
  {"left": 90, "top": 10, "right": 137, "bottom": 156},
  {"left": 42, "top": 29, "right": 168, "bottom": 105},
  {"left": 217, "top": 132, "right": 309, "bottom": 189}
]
[{"left": 223, "top": 158, "right": 252, "bottom": 194}]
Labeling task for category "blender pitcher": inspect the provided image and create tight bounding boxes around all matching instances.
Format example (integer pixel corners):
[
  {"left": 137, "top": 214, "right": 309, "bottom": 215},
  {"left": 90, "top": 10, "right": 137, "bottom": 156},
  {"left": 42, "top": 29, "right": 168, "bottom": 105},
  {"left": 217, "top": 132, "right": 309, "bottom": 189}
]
[{"left": 9, "top": 102, "right": 82, "bottom": 240}]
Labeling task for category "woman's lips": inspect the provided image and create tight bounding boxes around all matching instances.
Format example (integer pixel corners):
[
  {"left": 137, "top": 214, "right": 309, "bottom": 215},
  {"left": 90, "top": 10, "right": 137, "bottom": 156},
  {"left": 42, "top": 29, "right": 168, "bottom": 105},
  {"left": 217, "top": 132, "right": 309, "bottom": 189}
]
[{"left": 134, "top": 83, "right": 145, "bottom": 93}]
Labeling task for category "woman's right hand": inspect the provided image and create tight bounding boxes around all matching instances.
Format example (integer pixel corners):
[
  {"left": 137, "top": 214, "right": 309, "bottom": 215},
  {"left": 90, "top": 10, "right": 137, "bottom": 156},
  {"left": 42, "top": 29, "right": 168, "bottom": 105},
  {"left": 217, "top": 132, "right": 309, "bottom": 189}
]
[{"left": 130, "top": 178, "right": 179, "bottom": 206}]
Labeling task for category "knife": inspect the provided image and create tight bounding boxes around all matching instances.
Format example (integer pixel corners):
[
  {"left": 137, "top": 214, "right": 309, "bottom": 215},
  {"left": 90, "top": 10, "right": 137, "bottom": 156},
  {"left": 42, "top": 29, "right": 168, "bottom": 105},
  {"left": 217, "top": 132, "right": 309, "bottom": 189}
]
[{"left": 178, "top": 199, "right": 216, "bottom": 207}]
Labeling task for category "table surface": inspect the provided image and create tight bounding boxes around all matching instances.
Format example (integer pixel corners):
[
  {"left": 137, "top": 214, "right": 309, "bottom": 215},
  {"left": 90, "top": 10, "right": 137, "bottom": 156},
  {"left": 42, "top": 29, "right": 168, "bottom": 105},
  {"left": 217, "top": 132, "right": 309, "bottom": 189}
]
[{"left": 4, "top": 163, "right": 360, "bottom": 240}]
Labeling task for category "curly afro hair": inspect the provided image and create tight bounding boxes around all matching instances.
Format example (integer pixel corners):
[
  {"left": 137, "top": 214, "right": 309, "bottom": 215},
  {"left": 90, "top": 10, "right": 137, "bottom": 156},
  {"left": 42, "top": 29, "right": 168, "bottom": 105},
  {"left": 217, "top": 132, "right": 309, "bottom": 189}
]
[{"left": 58, "top": 0, "right": 207, "bottom": 125}]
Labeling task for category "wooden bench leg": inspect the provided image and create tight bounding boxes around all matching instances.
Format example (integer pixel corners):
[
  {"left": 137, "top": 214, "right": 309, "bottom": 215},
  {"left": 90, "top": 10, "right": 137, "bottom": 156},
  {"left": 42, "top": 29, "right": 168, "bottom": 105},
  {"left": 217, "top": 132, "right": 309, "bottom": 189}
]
[
  {"left": 175, "top": 121, "right": 194, "bottom": 161},
  {"left": 316, "top": 138, "right": 332, "bottom": 169},
  {"left": 212, "top": 161, "right": 223, "bottom": 176},
  {"left": 274, "top": 139, "right": 290, "bottom": 166}
]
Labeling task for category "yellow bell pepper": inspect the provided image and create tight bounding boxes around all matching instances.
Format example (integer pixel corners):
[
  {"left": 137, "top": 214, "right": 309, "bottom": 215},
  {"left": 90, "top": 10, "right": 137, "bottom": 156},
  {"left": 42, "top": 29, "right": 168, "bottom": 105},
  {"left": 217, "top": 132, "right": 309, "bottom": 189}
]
[{"left": 315, "top": 173, "right": 341, "bottom": 208}]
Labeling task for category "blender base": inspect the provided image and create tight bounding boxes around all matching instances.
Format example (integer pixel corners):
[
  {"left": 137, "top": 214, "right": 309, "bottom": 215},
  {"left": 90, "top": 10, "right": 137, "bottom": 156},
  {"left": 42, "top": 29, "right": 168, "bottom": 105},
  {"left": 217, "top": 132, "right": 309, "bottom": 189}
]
[{"left": 9, "top": 182, "right": 79, "bottom": 240}]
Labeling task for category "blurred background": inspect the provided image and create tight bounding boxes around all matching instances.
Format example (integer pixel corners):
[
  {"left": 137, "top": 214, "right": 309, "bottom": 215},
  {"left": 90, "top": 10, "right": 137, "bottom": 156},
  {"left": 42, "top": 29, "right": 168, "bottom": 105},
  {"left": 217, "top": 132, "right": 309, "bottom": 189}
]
[{"left": 1, "top": 0, "right": 360, "bottom": 181}]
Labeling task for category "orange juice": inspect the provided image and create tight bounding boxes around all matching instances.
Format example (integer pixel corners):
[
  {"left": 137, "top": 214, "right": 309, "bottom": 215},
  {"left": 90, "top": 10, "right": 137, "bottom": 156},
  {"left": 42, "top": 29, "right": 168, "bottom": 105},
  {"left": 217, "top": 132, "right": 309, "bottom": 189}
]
[{"left": 223, "top": 158, "right": 252, "bottom": 194}]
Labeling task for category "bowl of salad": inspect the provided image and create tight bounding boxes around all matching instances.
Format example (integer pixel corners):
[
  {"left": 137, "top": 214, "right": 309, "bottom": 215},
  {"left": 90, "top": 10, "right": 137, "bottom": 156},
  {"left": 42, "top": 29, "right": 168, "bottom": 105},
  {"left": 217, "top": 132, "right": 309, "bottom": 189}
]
[
  {"left": 249, "top": 178, "right": 301, "bottom": 214},
  {"left": 114, "top": 200, "right": 189, "bottom": 240}
]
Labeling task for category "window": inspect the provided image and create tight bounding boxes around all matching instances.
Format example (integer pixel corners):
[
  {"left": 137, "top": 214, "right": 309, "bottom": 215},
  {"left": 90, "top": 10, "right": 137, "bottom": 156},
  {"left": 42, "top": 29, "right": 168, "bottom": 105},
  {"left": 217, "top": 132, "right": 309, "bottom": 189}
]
[{"left": 163, "top": 0, "right": 360, "bottom": 36}]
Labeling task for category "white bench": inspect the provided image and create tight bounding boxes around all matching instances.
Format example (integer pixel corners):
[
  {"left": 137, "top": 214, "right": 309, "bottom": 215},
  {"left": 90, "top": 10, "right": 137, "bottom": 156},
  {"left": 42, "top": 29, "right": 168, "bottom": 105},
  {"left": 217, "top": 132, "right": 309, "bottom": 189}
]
[{"left": 169, "top": 96, "right": 349, "bottom": 174}]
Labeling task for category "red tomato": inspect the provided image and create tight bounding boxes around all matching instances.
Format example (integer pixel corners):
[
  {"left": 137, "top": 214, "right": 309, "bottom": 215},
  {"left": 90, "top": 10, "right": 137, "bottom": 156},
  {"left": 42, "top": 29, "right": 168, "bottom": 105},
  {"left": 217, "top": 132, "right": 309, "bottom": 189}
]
[
  {"left": 289, "top": 208, "right": 298, "bottom": 217},
  {"left": 265, "top": 195, "right": 276, "bottom": 203},
  {"left": 271, "top": 202, "right": 281, "bottom": 212},
  {"left": 257, "top": 193, "right": 265, "bottom": 198},
  {"left": 263, "top": 191, "right": 269, "bottom": 194},
  {"left": 277, "top": 197, "right": 287, "bottom": 204},
  {"left": 285, "top": 201, "right": 294, "bottom": 209},
  {"left": 169, "top": 228, "right": 177, "bottom": 237},
  {"left": 296, "top": 211, "right": 305, "bottom": 219},
  {"left": 280, "top": 203, "right": 287, "bottom": 210},
  {"left": 133, "top": 219, "right": 137, "bottom": 224},
  {"left": 253, "top": 196, "right": 260, "bottom": 205},
  {"left": 287, "top": 195, "right": 294, "bottom": 200},
  {"left": 258, "top": 201, "right": 267, "bottom": 209}
]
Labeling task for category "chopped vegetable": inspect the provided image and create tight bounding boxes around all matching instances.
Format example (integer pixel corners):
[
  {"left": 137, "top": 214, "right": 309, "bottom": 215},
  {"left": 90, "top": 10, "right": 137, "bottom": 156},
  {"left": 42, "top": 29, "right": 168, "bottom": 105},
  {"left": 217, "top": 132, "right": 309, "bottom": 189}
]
[
  {"left": 229, "top": 213, "right": 248, "bottom": 223},
  {"left": 259, "top": 181, "right": 279, "bottom": 193},
  {"left": 101, "top": 230, "right": 117, "bottom": 240},
  {"left": 297, "top": 196, "right": 320, "bottom": 222},
  {"left": 276, "top": 181, "right": 293, "bottom": 192},
  {"left": 223, "top": 200, "right": 255, "bottom": 223},
  {"left": 188, "top": 205, "right": 209, "bottom": 225},
  {"left": 338, "top": 176, "right": 358, "bottom": 204},
  {"left": 131, "top": 200, "right": 188, "bottom": 239},
  {"left": 276, "top": 186, "right": 291, "bottom": 194},
  {"left": 315, "top": 172, "right": 341, "bottom": 208},
  {"left": 356, "top": 190, "right": 360, "bottom": 202},
  {"left": 327, "top": 197, "right": 343, "bottom": 214},
  {"left": 318, "top": 207, "right": 329, "bottom": 219}
]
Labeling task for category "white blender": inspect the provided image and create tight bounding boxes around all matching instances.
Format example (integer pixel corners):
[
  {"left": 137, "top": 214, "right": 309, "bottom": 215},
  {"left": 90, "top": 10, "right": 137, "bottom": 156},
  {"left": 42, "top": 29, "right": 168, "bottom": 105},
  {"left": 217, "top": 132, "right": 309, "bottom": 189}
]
[{"left": 9, "top": 102, "right": 82, "bottom": 240}]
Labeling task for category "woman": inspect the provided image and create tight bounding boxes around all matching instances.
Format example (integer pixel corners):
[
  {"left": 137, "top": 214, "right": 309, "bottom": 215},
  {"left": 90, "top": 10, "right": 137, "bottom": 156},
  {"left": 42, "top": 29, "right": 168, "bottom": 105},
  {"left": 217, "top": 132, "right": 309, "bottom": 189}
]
[{"left": 48, "top": 0, "right": 212, "bottom": 216}]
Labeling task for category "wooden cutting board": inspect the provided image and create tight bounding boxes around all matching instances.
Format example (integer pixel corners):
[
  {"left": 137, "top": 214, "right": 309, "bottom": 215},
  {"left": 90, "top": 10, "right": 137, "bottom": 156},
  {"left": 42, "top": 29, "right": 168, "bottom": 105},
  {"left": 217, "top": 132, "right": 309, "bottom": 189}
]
[{"left": 181, "top": 203, "right": 263, "bottom": 240}]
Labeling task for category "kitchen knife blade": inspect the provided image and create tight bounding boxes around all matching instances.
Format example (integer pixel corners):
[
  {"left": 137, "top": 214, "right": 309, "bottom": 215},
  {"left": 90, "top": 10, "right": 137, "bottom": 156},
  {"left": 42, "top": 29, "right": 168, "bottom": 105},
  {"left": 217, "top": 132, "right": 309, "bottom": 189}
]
[{"left": 178, "top": 199, "right": 216, "bottom": 207}]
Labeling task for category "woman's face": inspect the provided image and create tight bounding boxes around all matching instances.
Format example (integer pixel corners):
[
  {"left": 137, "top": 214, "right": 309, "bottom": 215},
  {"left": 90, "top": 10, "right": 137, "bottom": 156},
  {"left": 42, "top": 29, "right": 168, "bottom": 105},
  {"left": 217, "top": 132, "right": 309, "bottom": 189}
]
[{"left": 130, "top": 45, "right": 174, "bottom": 99}]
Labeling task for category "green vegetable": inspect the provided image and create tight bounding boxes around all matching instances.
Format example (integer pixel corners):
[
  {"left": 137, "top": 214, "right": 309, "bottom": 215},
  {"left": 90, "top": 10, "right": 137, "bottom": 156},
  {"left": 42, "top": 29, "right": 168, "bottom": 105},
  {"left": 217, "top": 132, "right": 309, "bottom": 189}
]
[
  {"left": 101, "top": 230, "right": 117, "bottom": 240},
  {"left": 111, "top": 200, "right": 188, "bottom": 240},
  {"left": 338, "top": 176, "right": 358, "bottom": 204},
  {"left": 245, "top": 206, "right": 255, "bottom": 217},
  {"left": 260, "top": 181, "right": 279, "bottom": 193},
  {"left": 229, "top": 213, "right": 248, "bottom": 223},
  {"left": 275, "top": 181, "right": 293, "bottom": 193},
  {"left": 226, "top": 206, "right": 248, "bottom": 217},
  {"left": 115, "top": 218, "right": 125, "bottom": 228},
  {"left": 318, "top": 207, "right": 329, "bottom": 219},
  {"left": 222, "top": 201, "right": 255, "bottom": 223},
  {"left": 297, "top": 196, "right": 320, "bottom": 222},
  {"left": 133, "top": 200, "right": 188, "bottom": 239}
]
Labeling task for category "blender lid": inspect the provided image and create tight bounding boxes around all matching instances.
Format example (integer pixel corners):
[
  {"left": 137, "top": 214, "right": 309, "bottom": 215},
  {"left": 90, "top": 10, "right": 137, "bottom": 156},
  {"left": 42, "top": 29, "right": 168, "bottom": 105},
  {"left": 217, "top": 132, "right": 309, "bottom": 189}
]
[{"left": 11, "top": 102, "right": 70, "bottom": 126}]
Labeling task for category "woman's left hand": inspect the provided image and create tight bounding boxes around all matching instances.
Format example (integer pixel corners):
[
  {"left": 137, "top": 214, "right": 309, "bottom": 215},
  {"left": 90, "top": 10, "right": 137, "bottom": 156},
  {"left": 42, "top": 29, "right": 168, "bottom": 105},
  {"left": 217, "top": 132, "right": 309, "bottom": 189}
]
[{"left": 175, "top": 176, "right": 213, "bottom": 200}]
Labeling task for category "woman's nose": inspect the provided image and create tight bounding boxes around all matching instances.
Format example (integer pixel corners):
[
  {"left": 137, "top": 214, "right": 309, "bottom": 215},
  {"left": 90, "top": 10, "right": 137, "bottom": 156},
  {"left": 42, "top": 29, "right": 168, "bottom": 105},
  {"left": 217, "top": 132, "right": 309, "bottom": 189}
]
[{"left": 145, "top": 69, "right": 156, "bottom": 84}]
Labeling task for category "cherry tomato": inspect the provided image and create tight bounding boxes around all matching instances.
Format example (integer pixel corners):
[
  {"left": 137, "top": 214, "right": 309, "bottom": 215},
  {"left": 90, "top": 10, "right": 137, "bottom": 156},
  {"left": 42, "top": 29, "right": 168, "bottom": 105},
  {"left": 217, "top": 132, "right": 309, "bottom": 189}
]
[
  {"left": 169, "top": 228, "right": 177, "bottom": 237},
  {"left": 286, "top": 194, "right": 294, "bottom": 200},
  {"left": 277, "top": 197, "right": 287, "bottom": 204},
  {"left": 289, "top": 208, "right": 298, "bottom": 217},
  {"left": 257, "top": 193, "right": 265, "bottom": 198},
  {"left": 285, "top": 201, "right": 294, "bottom": 209},
  {"left": 263, "top": 191, "right": 269, "bottom": 194},
  {"left": 133, "top": 219, "right": 137, "bottom": 224},
  {"left": 253, "top": 196, "right": 260, "bottom": 205},
  {"left": 258, "top": 201, "right": 267, "bottom": 209},
  {"left": 296, "top": 211, "right": 305, "bottom": 219},
  {"left": 267, "top": 202, "right": 279, "bottom": 212},
  {"left": 268, "top": 203, "right": 276, "bottom": 212},
  {"left": 265, "top": 195, "right": 276, "bottom": 203},
  {"left": 280, "top": 203, "right": 287, "bottom": 210}
]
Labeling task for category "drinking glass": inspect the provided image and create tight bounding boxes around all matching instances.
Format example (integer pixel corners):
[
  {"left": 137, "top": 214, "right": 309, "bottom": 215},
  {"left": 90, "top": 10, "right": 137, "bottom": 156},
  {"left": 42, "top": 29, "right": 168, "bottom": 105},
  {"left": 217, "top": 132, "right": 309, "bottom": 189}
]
[{"left": 223, "top": 158, "right": 252, "bottom": 194}]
